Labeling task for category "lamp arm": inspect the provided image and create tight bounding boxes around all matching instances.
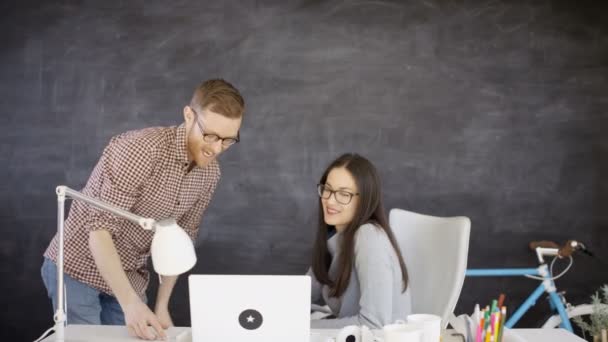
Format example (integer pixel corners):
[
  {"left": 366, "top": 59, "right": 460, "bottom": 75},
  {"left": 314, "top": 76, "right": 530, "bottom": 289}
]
[{"left": 56, "top": 186, "right": 156, "bottom": 230}]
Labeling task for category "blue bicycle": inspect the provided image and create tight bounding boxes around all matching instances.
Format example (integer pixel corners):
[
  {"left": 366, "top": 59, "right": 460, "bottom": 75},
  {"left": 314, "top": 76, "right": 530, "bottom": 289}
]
[{"left": 465, "top": 240, "right": 604, "bottom": 335}]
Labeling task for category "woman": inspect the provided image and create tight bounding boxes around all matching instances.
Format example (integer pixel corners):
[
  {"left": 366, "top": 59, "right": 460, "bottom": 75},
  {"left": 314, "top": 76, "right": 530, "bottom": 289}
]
[{"left": 309, "top": 153, "right": 411, "bottom": 329}]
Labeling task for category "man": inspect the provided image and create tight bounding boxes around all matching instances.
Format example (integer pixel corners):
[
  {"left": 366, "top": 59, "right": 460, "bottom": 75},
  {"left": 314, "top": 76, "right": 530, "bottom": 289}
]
[{"left": 41, "top": 79, "right": 245, "bottom": 340}]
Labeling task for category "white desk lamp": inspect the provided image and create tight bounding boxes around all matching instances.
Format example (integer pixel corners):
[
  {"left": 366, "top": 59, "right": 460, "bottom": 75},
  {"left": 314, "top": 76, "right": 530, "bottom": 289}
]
[{"left": 50, "top": 185, "right": 197, "bottom": 341}]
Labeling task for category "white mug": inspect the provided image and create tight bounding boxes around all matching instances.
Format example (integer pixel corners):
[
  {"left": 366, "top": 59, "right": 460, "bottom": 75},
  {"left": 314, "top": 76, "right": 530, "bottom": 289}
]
[
  {"left": 407, "top": 314, "right": 441, "bottom": 342},
  {"left": 335, "top": 325, "right": 374, "bottom": 342},
  {"left": 382, "top": 320, "right": 423, "bottom": 342}
]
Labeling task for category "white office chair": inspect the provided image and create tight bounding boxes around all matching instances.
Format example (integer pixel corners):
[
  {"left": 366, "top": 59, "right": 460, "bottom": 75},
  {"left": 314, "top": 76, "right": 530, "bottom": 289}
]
[{"left": 389, "top": 208, "right": 471, "bottom": 328}]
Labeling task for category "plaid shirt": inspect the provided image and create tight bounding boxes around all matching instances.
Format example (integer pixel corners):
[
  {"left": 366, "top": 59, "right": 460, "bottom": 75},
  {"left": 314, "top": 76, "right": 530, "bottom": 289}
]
[{"left": 44, "top": 124, "right": 220, "bottom": 298}]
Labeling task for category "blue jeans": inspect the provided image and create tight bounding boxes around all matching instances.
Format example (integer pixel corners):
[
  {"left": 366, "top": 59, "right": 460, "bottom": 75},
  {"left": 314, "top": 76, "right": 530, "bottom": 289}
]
[{"left": 41, "top": 258, "right": 127, "bottom": 325}]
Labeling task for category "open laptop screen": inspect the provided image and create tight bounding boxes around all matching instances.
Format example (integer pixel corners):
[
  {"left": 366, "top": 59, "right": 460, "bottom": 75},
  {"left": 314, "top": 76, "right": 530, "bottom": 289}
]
[{"left": 189, "top": 275, "right": 311, "bottom": 342}]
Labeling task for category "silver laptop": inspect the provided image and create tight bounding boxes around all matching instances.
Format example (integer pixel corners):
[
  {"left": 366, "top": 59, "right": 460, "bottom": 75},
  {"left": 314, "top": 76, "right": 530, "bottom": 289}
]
[{"left": 188, "top": 274, "right": 311, "bottom": 342}]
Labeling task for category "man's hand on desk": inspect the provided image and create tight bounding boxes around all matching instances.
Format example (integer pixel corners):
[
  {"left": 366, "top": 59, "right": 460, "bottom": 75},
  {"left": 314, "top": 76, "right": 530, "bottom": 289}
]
[
  {"left": 155, "top": 306, "right": 174, "bottom": 329},
  {"left": 124, "top": 298, "right": 167, "bottom": 340}
]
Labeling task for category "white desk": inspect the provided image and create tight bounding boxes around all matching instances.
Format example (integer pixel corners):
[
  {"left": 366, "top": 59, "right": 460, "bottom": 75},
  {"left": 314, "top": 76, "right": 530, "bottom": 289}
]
[{"left": 41, "top": 325, "right": 586, "bottom": 342}]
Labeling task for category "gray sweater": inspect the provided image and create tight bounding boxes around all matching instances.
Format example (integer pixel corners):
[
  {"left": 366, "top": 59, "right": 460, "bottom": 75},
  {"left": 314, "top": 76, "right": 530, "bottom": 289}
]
[{"left": 309, "top": 223, "right": 412, "bottom": 329}]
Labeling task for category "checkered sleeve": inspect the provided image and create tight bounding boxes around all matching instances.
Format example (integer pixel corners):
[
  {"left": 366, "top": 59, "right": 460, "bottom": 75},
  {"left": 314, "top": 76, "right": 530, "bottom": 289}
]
[
  {"left": 178, "top": 172, "right": 220, "bottom": 242},
  {"left": 86, "top": 135, "right": 157, "bottom": 236}
]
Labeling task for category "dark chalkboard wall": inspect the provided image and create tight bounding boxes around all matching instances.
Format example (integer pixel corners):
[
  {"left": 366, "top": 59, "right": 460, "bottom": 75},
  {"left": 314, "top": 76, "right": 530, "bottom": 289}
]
[{"left": 1, "top": 0, "right": 607, "bottom": 340}]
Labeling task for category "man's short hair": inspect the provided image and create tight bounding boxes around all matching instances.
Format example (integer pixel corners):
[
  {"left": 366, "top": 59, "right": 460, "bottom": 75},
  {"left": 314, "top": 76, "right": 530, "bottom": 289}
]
[{"left": 190, "top": 79, "right": 245, "bottom": 119}]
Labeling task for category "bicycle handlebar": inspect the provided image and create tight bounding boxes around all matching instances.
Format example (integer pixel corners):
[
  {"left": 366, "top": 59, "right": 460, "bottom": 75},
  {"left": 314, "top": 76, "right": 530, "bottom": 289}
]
[{"left": 529, "top": 240, "right": 582, "bottom": 262}]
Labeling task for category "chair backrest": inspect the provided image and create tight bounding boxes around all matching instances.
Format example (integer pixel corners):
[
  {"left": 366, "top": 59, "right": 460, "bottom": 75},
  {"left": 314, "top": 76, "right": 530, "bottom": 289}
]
[{"left": 389, "top": 208, "right": 471, "bottom": 328}]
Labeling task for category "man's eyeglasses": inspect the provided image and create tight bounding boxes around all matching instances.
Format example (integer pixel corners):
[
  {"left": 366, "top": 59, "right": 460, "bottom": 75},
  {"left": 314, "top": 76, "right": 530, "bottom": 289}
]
[
  {"left": 189, "top": 106, "right": 240, "bottom": 147},
  {"left": 317, "top": 184, "right": 359, "bottom": 205}
]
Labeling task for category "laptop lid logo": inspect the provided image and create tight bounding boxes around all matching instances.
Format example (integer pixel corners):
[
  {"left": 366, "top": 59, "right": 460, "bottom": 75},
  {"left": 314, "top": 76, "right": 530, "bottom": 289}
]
[{"left": 238, "top": 309, "right": 263, "bottom": 330}]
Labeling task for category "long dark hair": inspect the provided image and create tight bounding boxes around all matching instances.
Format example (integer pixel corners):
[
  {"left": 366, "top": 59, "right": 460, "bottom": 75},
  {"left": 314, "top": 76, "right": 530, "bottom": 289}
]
[{"left": 311, "top": 153, "right": 409, "bottom": 297}]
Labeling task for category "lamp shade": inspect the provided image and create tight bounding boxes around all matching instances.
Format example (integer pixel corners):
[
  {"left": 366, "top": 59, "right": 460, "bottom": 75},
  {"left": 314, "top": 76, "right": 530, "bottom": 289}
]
[{"left": 150, "top": 219, "right": 197, "bottom": 276}]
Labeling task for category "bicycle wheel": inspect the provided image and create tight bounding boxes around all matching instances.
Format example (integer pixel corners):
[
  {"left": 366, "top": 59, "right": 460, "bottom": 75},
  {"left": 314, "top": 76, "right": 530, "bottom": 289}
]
[{"left": 541, "top": 304, "right": 608, "bottom": 341}]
